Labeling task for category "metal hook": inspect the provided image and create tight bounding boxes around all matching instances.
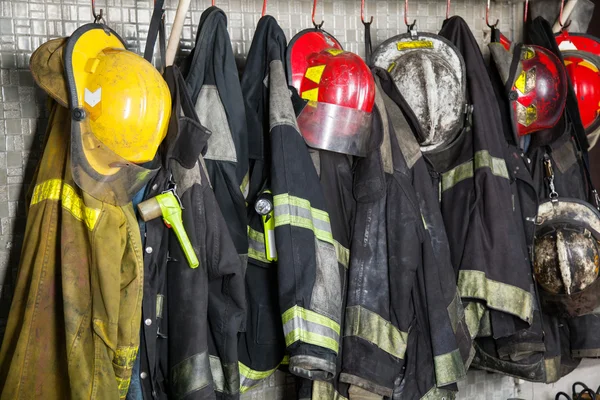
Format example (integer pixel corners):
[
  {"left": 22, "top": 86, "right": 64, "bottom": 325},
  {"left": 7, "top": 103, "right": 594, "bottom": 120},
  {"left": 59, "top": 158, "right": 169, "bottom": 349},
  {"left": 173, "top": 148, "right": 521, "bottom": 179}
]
[
  {"left": 212, "top": 0, "right": 215, "bottom": 5},
  {"left": 262, "top": 0, "right": 267, "bottom": 16},
  {"left": 361, "top": 0, "right": 373, "bottom": 25},
  {"left": 312, "top": 0, "right": 324, "bottom": 29},
  {"left": 558, "top": 0, "right": 572, "bottom": 30},
  {"left": 91, "top": 0, "right": 105, "bottom": 23},
  {"left": 446, "top": 0, "right": 451, "bottom": 20},
  {"left": 404, "top": 0, "right": 416, "bottom": 31},
  {"left": 524, "top": 0, "right": 529, "bottom": 22},
  {"left": 485, "top": 0, "right": 499, "bottom": 29}
]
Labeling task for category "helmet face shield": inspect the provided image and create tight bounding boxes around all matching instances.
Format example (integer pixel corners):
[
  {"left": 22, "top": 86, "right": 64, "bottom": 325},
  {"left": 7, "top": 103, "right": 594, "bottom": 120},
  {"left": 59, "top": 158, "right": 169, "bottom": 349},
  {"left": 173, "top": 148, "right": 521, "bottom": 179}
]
[
  {"left": 297, "top": 101, "right": 373, "bottom": 156},
  {"left": 64, "top": 24, "right": 167, "bottom": 205}
]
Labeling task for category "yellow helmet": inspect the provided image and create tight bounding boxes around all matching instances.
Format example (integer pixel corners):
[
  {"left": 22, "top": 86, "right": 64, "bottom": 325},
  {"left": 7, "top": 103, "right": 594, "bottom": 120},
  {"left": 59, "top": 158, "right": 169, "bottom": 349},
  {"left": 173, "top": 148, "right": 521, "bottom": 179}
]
[{"left": 64, "top": 24, "right": 171, "bottom": 204}]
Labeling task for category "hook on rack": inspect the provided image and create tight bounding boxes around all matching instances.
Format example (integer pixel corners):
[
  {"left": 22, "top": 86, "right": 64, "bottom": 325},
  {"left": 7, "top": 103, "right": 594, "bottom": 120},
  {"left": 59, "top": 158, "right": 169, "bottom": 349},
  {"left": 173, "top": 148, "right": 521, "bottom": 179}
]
[
  {"left": 262, "top": 0, "right": 267, "bottom": 16},
  {"left": 524, "top": 0, "right": 528, "bottom": 22},
  {"left": 446, "top": 0, "right": 451, "bottom": 20},
  {"left": 558, "top": 0, "right": 572, "bottom": 30},
  {"left": 312, "top": 0, "right": 324, "bottom": 29},
  {"left": 91, "top": 0, "right": 105, "bottom": 23},
  {"left": 485, "top": 0, "right": 499, "bottom": 29},
  {"left": 361, "top": 0, "right": 373, "bottom": 25},
  {"left": 404, "top": 0, "right": 416, "bottom": 31}
]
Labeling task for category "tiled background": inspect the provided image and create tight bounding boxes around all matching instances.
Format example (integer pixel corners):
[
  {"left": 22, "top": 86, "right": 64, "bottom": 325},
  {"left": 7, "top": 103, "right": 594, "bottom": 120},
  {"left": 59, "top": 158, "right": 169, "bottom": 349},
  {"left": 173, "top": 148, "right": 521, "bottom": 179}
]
[{"left": 0, "top": 0, "right": 597, "bottom": 398}]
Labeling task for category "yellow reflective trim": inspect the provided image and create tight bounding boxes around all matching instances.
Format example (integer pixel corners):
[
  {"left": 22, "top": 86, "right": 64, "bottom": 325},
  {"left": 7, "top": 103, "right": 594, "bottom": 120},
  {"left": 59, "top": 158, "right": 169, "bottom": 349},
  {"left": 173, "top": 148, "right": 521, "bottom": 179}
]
[
  {"left": 387, "top": 61, "right": 397, "bottom": 73},
  {"left": 458, "top": 270, "right": 533, "bottom": 322},
  {"left": 30, "top": 179, "right": 101, "bottom": 230},
  {"left": 248, "top": 226, "right": 270, "bottom": 263},
  {"left": 285, "top": 328, "right": 339, "bottom": 353},
  {"left": 282, "top": 305, "right": 341, "bottom": 334},
  {"left": 463, "top": 302, "right": 486, "bottom": 339},
  {"left": 239, "top": 362, "right": 278, "bottom": 393},
  {"left": 344, "top": 305, "right": 408, "bottom": 359},
  {"left": 579, "top": 60, "right": 599, "bottom": 73},
  {"left": 433, "top": 349, "right": 466, "bottom": 386},
  {"left": 441, "top": 151, "right": 509, "bottom": 192},
  {"left": 275, "top": 214, "right": 334, "bottom": 243},
  {"left": 115, "top": 376, "right": 131, "bottom": 399},
  {"left": 248, "top": 248, "right": 269, "bottom": 263},
  {"left": 240, "top": 171, "right": 250, "bottom": 198},
  {"left": 248, "top": 226, "right": 264, "bottom": 242},
  {"left": 326, "top": 49, "right": 344, "bottom": 56},
  {"left": 313, "top": 381, "right": 348, "bottom": 400},
  {"left": 274, "top": 193, "right": 331, "bottom": 223},
  {"left": 333, "top": 240, "right": 349, "bottom": 268},
  {"left": 305, "top": 65, "right": 326, "bottom": 84},
  {"left": 397, "top": 40, "right": 434, "bottom": 50},
  {"left": 301, "top": 88, "right": 319, "bottom": 102},
  {"left": 114, "top": 346, "right": 138, "bottom": 369},
  {"left": 281, "top": 355, "right": 290, "bottom": 365},
  {"left": 420, "top": 386, "right": 457, "bottom": 400},
  {"left": 545, "top": 356, "right": 560, "bottom": 383}
]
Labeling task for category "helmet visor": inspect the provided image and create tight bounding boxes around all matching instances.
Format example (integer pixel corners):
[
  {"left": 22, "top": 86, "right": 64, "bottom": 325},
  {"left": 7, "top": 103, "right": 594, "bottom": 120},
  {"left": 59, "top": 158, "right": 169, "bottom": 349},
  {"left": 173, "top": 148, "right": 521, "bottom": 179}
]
[{"left": 297, "top": 101, "right": 373, "bottom": 157}]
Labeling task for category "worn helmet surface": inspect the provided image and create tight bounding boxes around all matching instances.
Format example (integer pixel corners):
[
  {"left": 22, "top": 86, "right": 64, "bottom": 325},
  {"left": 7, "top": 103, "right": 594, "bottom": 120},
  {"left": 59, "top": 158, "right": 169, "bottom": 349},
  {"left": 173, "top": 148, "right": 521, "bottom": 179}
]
[
  {"left": 490, "top": 44, "right": 568, "bottom": 137},
  {"left": 64, "top": 24, "right": 171, "bottom": 205},
  {"left": 288, "top": 31, "right": 375, "bottom": 156},
  {"left": 534, "top": 199, "right": 600, "bottom": 317},
  {"left": 371, "top": 33, "right": 467, "bottom": 154},
  {"left": 556, "top": 32, "right": 600, "bottom": 56},
  {"left": 563, "top": 51, "right": 600, "bottom": 149}
]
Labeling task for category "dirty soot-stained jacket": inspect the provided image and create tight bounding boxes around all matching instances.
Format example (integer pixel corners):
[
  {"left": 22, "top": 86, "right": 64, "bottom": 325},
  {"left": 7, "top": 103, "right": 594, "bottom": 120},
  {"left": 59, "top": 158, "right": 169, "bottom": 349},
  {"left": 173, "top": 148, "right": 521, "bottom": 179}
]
[
  {"left": 182, "top": 6, "right": 250, "bottom": 268},
  {"left": 137, "top": 67, "right": 246, "bottom": 400},
  {"left": 0, "top": 38, "right": 142, "bottom": 400},
  {"left": 339, "top": 68, "right": 472, "bottom": 400},
  {"left": 236, "top": 15, "right": 288, "bottom": 393}
]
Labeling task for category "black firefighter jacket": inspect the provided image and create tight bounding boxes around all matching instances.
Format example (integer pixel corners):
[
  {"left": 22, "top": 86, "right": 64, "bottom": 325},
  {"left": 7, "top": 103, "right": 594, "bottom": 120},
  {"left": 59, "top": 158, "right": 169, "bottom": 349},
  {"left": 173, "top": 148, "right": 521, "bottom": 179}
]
[
  {"left": 138, "top": 67, "right": 246, "bottom": 400},
  {"left": 182, "top": 6, "right": 250, "bottom": 268},
  {"left": 237, "top": 16, "right": 288, "bottom": 392},
  {"left": 338, "top": 68, "right": 472, "bottom": 400},
  {"left": 433, "top": 17, "right": 544, "bottom": 376}
]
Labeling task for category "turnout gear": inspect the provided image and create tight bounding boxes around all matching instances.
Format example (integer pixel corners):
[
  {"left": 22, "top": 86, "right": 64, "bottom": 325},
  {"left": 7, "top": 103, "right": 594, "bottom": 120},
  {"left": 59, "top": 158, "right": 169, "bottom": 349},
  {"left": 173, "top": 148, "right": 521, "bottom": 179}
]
[
  {"left": 562, "top": 51, "right": 600, "bottom": 149},
  {"left": 137, "top": 67, "right": 246, "bottom": 400},
  {"left": 183, "top": 6, "right": 250, "bottom": 264},
  {"left": 533, "top": 197, "right": 600, "bottom": 317},
  {"left": 339, "top": 67, "right": 472, "bottom": 399},
  {"left": 0, "top": 35, "right": 144, "bottom": 399},
  {"left": 65, "top": 24, "right": 170, "bottom": 205},
  {"left": 287, "top": 29, "right": 342, "bottom": 91},
  {"left": 489, "top": 43, "right": 568, "bottom": 137},
  {"left": 372, "top": 32, "right": 467, "bottom": 154},
  {"left": 293, "top": 47, "right": 376, "bottom": 156}
]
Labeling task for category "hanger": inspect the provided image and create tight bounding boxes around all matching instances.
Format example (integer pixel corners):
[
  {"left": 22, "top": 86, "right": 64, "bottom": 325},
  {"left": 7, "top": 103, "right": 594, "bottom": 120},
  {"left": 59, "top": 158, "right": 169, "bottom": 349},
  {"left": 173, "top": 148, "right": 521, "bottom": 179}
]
[
  {"left": 262, "top": 0, "right": 267, "bottom": 16},
  {"left": 486, "top": 0, "right": 499, "bottom": 29},
  {"left": 91, "top": 0, "right": 105, "bottom": 24},
  {"left": 312, "top": 0, "right": 324, "bottom": 29},
  {"left": 361, "top": 0, "right": 373, "bottom": 25},
  {"left": 558, "top": 0, "right": 572, "bottom": 30},
  {"left": 404, "top": 0, "right": 416, "bottom": 31}
]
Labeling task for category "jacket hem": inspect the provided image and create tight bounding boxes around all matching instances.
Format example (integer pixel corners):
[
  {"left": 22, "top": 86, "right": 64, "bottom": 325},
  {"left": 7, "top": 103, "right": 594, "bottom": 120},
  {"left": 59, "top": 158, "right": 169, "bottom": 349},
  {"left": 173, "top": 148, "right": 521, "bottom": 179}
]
[
  {"left": 339, "top": 372, "right": 393, "bottom": 398},
  {"left": 289, "top": 355, "right": 335, "bottom": 381}
]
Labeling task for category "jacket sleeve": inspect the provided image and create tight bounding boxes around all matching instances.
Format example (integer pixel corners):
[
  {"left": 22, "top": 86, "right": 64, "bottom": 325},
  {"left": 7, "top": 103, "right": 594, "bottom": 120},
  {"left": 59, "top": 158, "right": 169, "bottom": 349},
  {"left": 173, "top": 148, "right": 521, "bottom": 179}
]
[{"left": 269, "top": 59, "right": 342, "bottom": 381}]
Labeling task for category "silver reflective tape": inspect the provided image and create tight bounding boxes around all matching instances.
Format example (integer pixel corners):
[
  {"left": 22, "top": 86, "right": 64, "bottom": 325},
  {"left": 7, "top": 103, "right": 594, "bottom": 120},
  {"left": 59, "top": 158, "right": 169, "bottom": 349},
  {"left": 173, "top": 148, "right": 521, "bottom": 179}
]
[
  {"left": 171, "top": 351, "right": 211, "bottom": 399},
  {"left": 156, "top": 294, "right": 164, "bottom": 319}
]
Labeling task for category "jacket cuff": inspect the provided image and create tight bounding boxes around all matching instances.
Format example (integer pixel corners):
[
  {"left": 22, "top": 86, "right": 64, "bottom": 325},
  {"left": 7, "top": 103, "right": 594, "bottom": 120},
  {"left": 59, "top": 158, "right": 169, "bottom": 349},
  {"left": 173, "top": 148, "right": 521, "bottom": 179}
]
[
  {"left": 340, "top": 373, "right": 393, "bottom": 398},
  {"left": 288, "top": 354, "right": 336, "bottom": 381}
]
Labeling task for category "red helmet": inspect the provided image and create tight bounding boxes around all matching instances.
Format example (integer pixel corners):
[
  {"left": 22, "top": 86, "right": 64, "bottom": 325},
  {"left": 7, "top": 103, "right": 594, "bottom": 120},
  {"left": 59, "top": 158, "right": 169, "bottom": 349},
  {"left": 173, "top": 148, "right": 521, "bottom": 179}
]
[
  {"left": 563, "top": 51, "right": 600, "bottom": 148},
  {"left": 287, "top": 29, "right": 342, "bottom": 91},
  {"left": 555, "top": 32, "right": 600, "bottom": 56},
  {"left": 490, "top": 44, "right": 568, "bottom": 136},
  {"left": 287, "top": 31, "right": 376, "bottom": 156}
]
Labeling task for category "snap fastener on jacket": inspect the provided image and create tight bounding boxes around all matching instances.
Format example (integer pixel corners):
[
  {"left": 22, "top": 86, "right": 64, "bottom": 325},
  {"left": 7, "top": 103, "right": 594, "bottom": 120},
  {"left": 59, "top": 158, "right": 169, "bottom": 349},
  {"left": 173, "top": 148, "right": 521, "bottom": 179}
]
[
  {"left": 146, "top": 247, "right": 153, "bottom": 254},
  {"left": 145, "top": 318, "right": 152, "bottom": 326},
  {"left": 140, "top": 372, "right": 148, "bottom": 379}
]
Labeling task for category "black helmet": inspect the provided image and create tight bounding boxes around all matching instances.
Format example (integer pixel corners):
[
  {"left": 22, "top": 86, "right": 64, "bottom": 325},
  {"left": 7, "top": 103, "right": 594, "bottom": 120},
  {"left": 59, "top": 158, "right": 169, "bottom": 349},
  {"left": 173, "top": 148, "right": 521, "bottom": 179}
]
[{"left": 534, "top": 198, "right": 600, "bottom": 317}]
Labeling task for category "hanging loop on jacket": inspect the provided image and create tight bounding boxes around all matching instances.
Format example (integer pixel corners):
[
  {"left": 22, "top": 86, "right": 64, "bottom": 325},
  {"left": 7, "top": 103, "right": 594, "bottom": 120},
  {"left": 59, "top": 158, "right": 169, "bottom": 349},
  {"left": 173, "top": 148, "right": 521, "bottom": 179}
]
[
  {"left": 91, "top": 0, "right": 105, "bottom": 24},
  {"left": 262, "top": 0, "right": 268, "bottom": 16},
  {"left": 558, "top": 0, "right": 572, "bottom": 30},
  {"left": 312, "top": 0, "right": 324, "bottom": 29},
  {"left": 361, "top": 0, "right": 373, "bottom": 25},
  {"left": 485, "top": 0, "right": 499, "bottom": 29},
  {"left": 404, "top": 0, "right": 416, "bottom": 32}
]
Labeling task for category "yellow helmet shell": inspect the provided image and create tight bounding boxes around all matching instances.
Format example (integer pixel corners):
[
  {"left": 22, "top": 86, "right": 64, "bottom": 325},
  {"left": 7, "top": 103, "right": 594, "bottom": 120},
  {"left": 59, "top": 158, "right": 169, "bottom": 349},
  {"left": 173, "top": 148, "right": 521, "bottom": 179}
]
[{"left": 70, "top": 27, "right": 171, "bottom": 166}]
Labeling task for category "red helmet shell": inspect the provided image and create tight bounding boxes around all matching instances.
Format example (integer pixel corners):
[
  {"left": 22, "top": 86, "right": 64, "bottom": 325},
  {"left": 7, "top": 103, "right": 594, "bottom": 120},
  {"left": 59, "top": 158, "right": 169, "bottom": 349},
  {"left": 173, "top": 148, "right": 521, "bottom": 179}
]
[
  {"left": 288, "top": 30, "right": 342, "bottom": 91},
  {"left": 563, "top": 51, "right": 600, "bottom": 134},
  {"left": 555, "top": 32, "right": 600, "bottom": 56},
  {"left": 299, "top": 49, "right": 375, "bottom": 113},
  {"left": 512, "top": 45, "right": 568, "bottom": 136}
]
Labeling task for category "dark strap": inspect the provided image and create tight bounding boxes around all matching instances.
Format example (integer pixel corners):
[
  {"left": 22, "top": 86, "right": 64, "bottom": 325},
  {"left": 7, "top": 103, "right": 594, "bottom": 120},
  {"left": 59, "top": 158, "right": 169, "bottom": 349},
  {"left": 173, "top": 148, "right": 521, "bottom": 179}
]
[
  {"left": 363, "top": 21, "right": 373, "bottom": 66},
  {"left": 144, "top": 0, "right": 166, "bottom": 70}
]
